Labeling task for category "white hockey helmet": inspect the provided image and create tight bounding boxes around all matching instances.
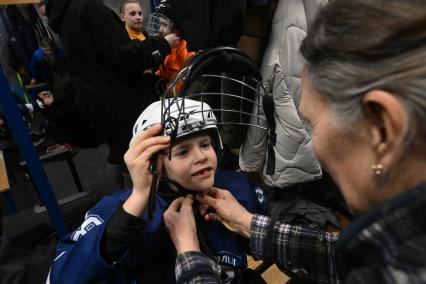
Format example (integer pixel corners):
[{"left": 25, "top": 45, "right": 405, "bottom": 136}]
[{"left": 130, "top": 98, "right": 223, "bottom": 149}]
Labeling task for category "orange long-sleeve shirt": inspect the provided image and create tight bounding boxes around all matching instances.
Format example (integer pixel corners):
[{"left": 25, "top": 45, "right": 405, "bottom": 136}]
[{"left": 156, "top": 39, "right": 194, "bottom": 84}]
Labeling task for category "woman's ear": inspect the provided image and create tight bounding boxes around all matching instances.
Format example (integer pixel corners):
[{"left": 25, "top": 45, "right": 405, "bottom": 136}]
[{"left": 362, "top": 90, "right": 408, "bottom": 162}]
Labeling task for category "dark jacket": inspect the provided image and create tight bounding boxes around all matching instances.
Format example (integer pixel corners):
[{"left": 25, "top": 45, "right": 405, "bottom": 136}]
[
  {"left": 336, "top": 181, "right": 426, "bottom": 283},
  {"left": 46, "top": 0, "right": 171, "bottom": 132},
  {"left": 169, "top": 0, "right": 246, "bottom": 51}
]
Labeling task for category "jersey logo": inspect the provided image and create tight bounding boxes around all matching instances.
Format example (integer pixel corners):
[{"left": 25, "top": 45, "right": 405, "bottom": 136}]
[
  {"left": 71, "top": 214, "right": 104, "bottom": 241},
  {"left": 255, "top": 187, "right": 265, "bottom": 204},
  {"left": 214, "top": 251, "right": 242, "bottom": 267}
]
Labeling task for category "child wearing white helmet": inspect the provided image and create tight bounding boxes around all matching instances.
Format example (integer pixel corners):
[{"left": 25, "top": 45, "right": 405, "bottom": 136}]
[{"left": 49, "top": 98, "right": 268, "bottom": 283}]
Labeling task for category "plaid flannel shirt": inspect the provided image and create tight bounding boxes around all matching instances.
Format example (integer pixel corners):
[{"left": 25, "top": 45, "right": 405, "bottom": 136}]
[
  {"left": 175, "top": 182, "right": 426, "bottom": 284},
  {"left": 175, "top": 214, "right": 339, "bottom": 283},
  {"left": 337, "top": 182, "right": 426, "bottom": 283}
]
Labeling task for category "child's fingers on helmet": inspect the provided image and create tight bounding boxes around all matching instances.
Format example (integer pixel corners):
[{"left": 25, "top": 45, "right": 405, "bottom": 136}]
[
  {"left": 132, "top": 123, "right": 163, "bottom": 144},
  {"left": 130, "top": 135, "right": 170, "bottom": 156},
  {"left": 125, "top": 143, "right": 168, "bottom": 167},
  {"left": 137, "top": 143, "right": 170, "bottom": 162}
]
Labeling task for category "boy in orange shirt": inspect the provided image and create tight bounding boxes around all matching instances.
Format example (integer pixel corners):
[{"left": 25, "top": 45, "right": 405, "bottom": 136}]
[{"left": 147, "top": 1, "right": 194, "bottom": 86}]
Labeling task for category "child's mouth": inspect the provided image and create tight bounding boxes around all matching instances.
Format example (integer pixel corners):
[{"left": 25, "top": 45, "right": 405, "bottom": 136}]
[{"left": 192, "top": 167, "right": 212, "bottom": 179}]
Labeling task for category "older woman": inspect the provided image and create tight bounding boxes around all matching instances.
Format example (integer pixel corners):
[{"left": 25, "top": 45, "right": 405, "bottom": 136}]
[{"left": 163, "top": 0, "right": 426, "bottom": 283}]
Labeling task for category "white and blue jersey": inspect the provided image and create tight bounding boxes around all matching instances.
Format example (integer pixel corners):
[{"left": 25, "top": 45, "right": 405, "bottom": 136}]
[{"left": 48, "top": 168, "right": 268, "bottom": 283}]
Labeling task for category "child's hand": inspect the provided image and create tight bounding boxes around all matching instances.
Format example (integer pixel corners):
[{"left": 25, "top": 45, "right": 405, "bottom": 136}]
[
  {"left": 165, "top": 33, "right": 180, "bottom": 49},
  {"left": 164, "top": 195, "right": 200, "bottom": 254},
  {"left": 123, "top": 124, "right": 170, "bottom": 217}
]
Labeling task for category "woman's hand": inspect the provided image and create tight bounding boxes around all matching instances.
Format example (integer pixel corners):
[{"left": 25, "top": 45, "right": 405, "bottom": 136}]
[
  {"left": 123, "top": 124, "right": 170, "bottom": 217},
  {"left": 164, "top": 195, "right": 200, "bottom": 254},
  {"left": 197, "top": 187, "right": 253, "bottom": 239}
]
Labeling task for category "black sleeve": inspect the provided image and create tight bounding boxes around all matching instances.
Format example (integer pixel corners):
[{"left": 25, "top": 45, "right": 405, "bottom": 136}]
[
  {"left": 82, "top": 0, "right": 171, "bottom": 73},
  {"left": 101, "top": 205, "right": 146, "bottom": 264}
]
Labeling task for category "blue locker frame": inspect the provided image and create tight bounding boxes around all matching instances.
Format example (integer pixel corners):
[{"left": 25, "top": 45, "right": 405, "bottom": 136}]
[{"left": 0, "top": 65, "right": 68, "bottom": 238}]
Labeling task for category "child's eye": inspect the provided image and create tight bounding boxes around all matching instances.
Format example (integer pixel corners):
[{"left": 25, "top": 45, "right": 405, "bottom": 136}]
[
  {"left": 175, "top": 149, "right": 188, "bottom": 157},
  {"left": 201, "top": 141, "right": 212, "bottom": 149}
]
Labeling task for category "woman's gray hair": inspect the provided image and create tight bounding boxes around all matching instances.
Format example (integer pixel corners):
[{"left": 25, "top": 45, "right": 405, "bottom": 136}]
[{"left": 300, "top": 0, "right": 426, "bottom": 144}]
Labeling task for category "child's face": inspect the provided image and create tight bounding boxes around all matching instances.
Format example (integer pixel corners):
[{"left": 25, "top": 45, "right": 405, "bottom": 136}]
[
  {"left": 158, "top": 17, "right": 172, "bottom": 36},
  {"left": 163, "top": 134, "right": 217, "bottom": 192},
  {"left": 41, "top": 45, "right": 52, "bottom": 54},
  {"left": 120, "top": 3, "right": 144, "bottom": 31}
]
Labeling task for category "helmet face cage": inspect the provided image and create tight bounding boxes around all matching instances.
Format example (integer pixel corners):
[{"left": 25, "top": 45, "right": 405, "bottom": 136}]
[
  {"left": 161, "top": 49, "right": 268, "bottom": 150},
  {"left": 146, "top": 12, "right": 174, "bottom": 37}
]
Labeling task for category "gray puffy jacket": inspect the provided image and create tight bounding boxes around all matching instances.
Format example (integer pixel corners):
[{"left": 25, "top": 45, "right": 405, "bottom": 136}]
[{"left": 240, "top": 0, "right": 326, "bottom": 187}]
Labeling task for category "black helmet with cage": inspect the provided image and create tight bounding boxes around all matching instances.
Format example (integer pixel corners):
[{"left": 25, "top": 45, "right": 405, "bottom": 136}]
[{"left": 146, "top": 0, "right": 174, "bottom": 36}]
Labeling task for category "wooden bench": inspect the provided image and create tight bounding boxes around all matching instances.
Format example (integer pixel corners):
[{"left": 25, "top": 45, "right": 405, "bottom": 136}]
[
  {"left": 0, "top": 150, "right": 18, "bottom": 214},
  {"left": 20, "top": 148, "right": 83, "bottom": 193},
  {"left": 0, "top": 150, "right": 10, "bottom": 193}
]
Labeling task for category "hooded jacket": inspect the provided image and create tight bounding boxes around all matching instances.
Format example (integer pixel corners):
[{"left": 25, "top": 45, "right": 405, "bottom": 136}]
[
  {"left": 240, "top": 0, "right": 324, "bottom": 188},
  {"left": 46, "top": 0, "right": 171, "bottom": 132}
]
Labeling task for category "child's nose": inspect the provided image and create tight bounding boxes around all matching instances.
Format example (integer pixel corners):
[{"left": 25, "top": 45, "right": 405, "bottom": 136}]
[{"left": 193, "top": 148, "right": 207, "bottom": 163}]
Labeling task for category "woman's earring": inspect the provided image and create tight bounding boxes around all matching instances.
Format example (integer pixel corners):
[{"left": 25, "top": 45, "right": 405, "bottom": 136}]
[{"left": 371, "top": 164, "right": 383, "bottom": 175}]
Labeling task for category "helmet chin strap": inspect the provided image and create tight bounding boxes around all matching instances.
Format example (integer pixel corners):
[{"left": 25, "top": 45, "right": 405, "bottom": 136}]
[
  {"left": 157, "top": 176, "right": 192, "bottom": 201},
  {"left": 147, "top": 154, "right": 160, "bottom": 221},
  {"left": 156, "top": 177, "right": 215, "bottom": 259}
]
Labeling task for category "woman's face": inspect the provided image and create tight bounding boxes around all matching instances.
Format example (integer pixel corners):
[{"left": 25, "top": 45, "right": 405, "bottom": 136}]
[
  {"left": 162, "top": 134, "right": 217, "bottom": 192},
  {"left": 300, "top": 71, "right": 377, "bottom": 214}
]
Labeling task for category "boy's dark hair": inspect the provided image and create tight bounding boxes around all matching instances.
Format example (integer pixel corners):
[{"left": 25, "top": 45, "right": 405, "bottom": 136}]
[{"left": 118, "top": 0, "right": 142, "bottom": 14}]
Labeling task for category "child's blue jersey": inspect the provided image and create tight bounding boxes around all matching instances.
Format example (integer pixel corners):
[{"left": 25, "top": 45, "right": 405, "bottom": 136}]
[{"left": 48, "top": 168, "right": 268, "bottom": 284}]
